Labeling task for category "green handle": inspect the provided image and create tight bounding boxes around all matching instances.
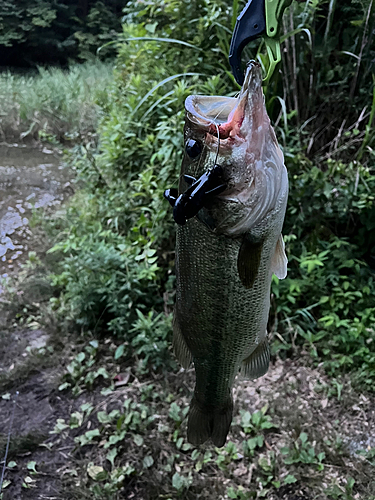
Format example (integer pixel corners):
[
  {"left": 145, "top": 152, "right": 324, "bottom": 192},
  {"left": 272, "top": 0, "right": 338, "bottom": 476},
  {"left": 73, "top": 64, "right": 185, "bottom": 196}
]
[
  {"left": 262, "top": 0, "right": 292, "bottom": 84},
  {"left": 265, "top": 0, "right": 293, "bottom": 38},
  {"left": 262, "top": 37, "right": 281, "bottom": 85}
]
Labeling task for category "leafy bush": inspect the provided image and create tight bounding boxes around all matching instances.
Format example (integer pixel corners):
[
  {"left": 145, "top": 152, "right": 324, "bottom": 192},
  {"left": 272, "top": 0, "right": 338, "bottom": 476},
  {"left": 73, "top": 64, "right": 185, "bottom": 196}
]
[
  {"left": 272, "top": 154, "right": 375, "bottom": 386},
  {"left": 0, "top": 0, "right": 128, "bottom": 66},
  {"left": 48, "top": 0, "right": 375, "bottom": 382}
]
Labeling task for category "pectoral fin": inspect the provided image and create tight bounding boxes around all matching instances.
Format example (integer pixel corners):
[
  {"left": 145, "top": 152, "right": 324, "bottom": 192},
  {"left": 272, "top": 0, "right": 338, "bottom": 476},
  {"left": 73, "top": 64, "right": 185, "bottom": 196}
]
[
  {"left": 240, "top": 338, "right": 270, "bottom": 379},
  {"left": 237, "top": 237, "right": 263, "bottom": 288},
  {"left": 271, "top": 234, "right": 288, "bottom": 279},
  {"left": 172, "top": 312, "right": 192, "bottom": 369}
]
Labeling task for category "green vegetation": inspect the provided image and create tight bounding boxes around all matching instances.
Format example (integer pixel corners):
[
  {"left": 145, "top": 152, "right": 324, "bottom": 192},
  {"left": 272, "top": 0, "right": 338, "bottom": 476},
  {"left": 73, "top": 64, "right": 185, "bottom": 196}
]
[
  {"left": 1, "top": 0, "right": 374, "bottom": 498},
  {"left": 39, "top": 0, "right": 375, "bottom": 495},
  {"left": 50, "top": 0, "right": 375, "bottom": 382},
  {"left": 0, "top": 0, "right": 127, "bottom": 66},
  {"left": 0, "top": 60, "right": 114, "bottom": 142}
]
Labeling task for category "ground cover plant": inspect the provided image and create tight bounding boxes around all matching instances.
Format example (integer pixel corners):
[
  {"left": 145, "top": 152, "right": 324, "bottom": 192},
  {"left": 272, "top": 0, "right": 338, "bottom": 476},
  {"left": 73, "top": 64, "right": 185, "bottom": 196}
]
[{"left": 1, "top": 0, "right": 374, "bottom": 498}]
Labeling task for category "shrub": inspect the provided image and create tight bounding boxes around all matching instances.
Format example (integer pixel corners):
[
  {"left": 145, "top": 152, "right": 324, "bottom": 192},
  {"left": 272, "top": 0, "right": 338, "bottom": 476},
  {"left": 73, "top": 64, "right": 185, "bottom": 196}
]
[{"left": 48, "top": 0, "right": 375, "bottom": 381}]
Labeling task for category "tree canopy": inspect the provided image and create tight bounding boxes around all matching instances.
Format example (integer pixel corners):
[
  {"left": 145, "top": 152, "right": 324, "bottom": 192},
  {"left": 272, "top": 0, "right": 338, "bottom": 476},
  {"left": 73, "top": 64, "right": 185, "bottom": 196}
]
[{"left": 0, "top": 0, "right": 127, "bottom": 66}]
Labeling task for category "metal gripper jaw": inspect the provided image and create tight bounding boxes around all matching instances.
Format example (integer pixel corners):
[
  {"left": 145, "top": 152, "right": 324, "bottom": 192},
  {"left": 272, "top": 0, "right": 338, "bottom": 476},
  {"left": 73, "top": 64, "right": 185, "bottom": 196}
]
[
  {"left": 229, "top": 0, "right": 293, "bottom": 86},
  {"left": 229, "top": 0, "right": 266, "bottom": 86}
]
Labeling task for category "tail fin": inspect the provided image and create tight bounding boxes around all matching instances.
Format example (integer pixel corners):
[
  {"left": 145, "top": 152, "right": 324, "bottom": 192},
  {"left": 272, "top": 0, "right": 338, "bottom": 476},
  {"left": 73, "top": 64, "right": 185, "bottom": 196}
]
[{"left": 187, "top": 395, "right": 233, "bottom": 448}]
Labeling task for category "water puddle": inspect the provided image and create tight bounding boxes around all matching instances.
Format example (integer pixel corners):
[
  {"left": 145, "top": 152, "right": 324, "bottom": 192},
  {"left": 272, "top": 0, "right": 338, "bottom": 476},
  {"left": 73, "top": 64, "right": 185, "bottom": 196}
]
[{"left": 0, "top": 144, "right": 72, "bottom": 293}]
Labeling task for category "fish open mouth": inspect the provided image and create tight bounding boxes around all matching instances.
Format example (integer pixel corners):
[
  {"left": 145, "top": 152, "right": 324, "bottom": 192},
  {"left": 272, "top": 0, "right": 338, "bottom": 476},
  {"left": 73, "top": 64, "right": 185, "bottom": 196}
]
[{"left": 185, "top": 61, "right": 263, "bottom": 140}]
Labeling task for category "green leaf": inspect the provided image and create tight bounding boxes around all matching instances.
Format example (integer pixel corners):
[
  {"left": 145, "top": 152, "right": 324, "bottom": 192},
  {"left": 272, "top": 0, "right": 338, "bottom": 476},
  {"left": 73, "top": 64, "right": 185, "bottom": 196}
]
[
  {"left": 169, "top": 402, "right": 181, "bottom": 422},
  {"left": 95, "top": 367, "right": 109, "bottom": 379},
  {"left": 299, "top": 432, "right": 308, "bottom": 444},
  {"left": 1, "top": 479, "right": 11, "bottom": 489},
  {"left": 80, "top": 403, "right": 94, "bottom": 415},
  {"left": 97, "top": 411, "right": 110, "bottom": 424},
  {"left": 27, "top": 461, "right": 38, "bottom": 474},
  {"left": 133, "top": 434, "right": 144, "bottom": 446},
  {"left": 143, "top": 455, "right": 154, "bottom": 468},
  {"left": 241, "top": 411, "right": 251, "bottom": 427},
  {"left": 115, "top": 344, "right": 125, "bottom": 360},
  {"left": 87, "top": 464, "right": 106, "bottom": 481},
  {"left": 70, "top": 411, "right": 83, "bottom": 429},
  {"left": 284, "top": 474, "right": 297, "bottom": 484},
  {"left": 106, "top": 448, "right": 118, "bottom": 469},
  {"left": 85, "top": 429, "right": 101, "bottom": 440},
  {"left": 76, "top": 352, "right": 85, "bottom": 363},
  {"left": 132, "top": 73, "right": 202, "bottom": 116},
  {"left": 122, "top": 36, "right": 202, "bottom": 51},
  {"left": 51, "top": 419, "right": 69, "bottom": 434},
  {"left": 227, "top": 486, "right": 238, "bottom": 499},
  {"left": 176, "top": 437, "right": 184, "bottom": 449},
  {"left": 23, "top": 476, "right": 35, "bottom": 486},
  {"left": 172, "top": 472, "right": 185, "bottom": 491}
]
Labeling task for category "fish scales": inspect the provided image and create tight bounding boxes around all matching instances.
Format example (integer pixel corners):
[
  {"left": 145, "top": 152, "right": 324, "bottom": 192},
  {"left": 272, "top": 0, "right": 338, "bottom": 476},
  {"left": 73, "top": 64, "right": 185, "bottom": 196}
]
[
  {"left": 172, "top": 62, "right": 288, "bottom": 447},
  {"left": 176, "top": 217, "right": 274, "bottom": 382}
]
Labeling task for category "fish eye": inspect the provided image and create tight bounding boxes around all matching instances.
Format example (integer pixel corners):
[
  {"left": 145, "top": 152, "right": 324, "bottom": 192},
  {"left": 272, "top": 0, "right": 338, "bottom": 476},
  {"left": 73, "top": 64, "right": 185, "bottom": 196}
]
[{"left": 185, "top": 139, "right": 203, "bottom": 159}]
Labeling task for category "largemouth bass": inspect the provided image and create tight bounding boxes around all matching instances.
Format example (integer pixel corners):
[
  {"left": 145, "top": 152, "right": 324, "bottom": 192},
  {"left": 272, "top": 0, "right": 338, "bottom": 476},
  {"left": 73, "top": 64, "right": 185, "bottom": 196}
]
[{"left": 173, "top": 61, "right": 288, "bottom": 447}]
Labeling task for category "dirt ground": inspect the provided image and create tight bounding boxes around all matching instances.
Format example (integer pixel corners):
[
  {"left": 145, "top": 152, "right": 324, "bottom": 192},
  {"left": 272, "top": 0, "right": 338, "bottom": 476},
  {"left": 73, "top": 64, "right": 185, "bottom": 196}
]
[
  {"left": 0, "top": 143, "right": 79, "bottom": 499},
  {"left": 0, "top": 326, "right": 104, "bottom": 499},
  {"left": 1, "top": 321, "right": 374, "bottom": 499}
]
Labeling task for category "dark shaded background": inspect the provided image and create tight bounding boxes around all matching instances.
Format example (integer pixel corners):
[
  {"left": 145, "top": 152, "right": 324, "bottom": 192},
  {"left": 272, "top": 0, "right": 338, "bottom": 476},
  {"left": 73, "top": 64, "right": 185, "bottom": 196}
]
[{"left": 0, "top": 0, "right": 128, "bottom": 66}]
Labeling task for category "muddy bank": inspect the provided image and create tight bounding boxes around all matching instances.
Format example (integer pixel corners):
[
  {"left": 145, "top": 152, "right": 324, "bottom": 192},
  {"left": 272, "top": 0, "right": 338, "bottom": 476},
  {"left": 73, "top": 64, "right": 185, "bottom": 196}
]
[
  {"left": 0, "top": 144, "right": 72, "bottom": 293},
  {"left": 0, "top": 336, "right": 101, "bottom": 500}
]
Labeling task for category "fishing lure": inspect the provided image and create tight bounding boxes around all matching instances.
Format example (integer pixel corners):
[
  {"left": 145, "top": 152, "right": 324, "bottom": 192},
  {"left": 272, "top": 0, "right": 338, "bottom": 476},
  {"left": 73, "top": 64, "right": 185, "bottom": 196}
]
[
  {"left": 164, "top": 137, "right": 226, "bottom": 226},
  {"left": 164, "top": 165, "right": 226, "bottom": 226}
]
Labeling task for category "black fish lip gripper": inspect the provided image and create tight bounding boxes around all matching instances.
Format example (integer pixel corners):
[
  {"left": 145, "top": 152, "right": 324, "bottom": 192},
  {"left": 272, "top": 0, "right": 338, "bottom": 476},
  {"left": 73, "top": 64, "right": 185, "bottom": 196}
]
[{"left": 229, "top": 0, "right": 293, "bottom": 86}]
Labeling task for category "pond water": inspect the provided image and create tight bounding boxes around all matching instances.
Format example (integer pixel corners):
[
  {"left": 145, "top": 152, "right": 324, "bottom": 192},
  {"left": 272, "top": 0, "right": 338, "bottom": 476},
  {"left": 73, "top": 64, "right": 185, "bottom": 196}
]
[{"left": 0, "top": 144, "right": 72, "bottom": 292}]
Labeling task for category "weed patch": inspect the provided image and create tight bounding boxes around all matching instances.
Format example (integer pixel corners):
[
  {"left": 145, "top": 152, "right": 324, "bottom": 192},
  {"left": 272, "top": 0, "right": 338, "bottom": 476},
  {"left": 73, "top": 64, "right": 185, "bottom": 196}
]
[
  {"left": 43, "top": 350, "right": 375, "bottom": 500},
  {"left": 45, "top": 0, "right": 375, "bottom": 395},
  {"left": 0, "top": 61, "right": 114, "bottom": 144}
]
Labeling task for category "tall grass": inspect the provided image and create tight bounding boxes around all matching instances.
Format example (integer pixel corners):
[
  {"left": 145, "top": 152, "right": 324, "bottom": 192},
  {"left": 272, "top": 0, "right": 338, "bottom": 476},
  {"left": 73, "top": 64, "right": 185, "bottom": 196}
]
[
  {"left": 279, "top": 0, "right": 375, "bottom": 157},
  {"left": 0, "top": 60, "right": 114, "bottom": 143}
]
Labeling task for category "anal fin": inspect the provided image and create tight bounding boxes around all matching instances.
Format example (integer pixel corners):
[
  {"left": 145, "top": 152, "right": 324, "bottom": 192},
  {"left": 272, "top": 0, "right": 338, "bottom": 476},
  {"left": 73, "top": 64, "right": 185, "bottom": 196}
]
[
  {"left": 240, "top": 338, "right": 270, "bottom": 379},
  {"left": 172, "top": 312, "right": 192, "bottom": 369}
]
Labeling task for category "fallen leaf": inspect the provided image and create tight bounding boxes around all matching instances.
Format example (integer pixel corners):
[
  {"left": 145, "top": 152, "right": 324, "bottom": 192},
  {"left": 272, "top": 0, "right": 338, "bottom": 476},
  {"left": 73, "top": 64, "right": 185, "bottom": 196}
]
[
  {"left": 87, "top": 464, "right": 106, "bottom": 481},
  {"left": 114, "top": 372, "right": 130, "bottom": 387}
]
